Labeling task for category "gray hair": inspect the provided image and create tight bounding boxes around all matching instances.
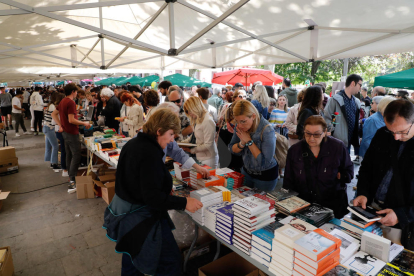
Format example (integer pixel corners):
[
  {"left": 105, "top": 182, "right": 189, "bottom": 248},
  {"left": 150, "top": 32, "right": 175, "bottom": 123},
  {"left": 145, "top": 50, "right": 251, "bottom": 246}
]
[
  {"left": 377, "top": 96, "right": 396, "bottom": 115},
  {"left": 153, "top": 102, "right": 180, "bottom": 114},
  {"left": 213, "top": 87, "right": 221, "bottom": 96},
  {"left": 253, "top": 81, "right": 263, "bottom": 86},
  {"left": 252, "top": 85, "right": 270, "bottom": 108},
  {"left": 100, "top": 88, "right": 114, "bottom": 98},
  {"left": 361, "top": 87, "right": 368, "bottom": 92},
  {"left": 372, "top": 86, "right": 386, "bottom": 96},
  {"left": 372, "top": 96, "right": 384, "bottom": 105}
]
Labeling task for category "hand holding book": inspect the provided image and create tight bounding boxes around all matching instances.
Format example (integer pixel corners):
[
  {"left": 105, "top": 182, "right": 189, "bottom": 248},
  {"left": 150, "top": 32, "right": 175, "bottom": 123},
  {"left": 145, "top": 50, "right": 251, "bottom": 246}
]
[
  {"left": 186, "top": 197, "right": 203, "bottom": 213},
  {"left": 377, "top": 209, "right": 399, "bottom": 227},
  {"left": 352, "top": 195, "right": 368, "bottom": 209}
]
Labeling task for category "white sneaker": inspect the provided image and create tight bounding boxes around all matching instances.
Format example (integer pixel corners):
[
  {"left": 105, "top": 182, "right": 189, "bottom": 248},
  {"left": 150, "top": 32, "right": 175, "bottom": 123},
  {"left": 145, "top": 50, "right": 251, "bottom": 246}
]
[
  {"left": 31, "top": 127, "right": 35, "bottom": 132},
  {"left": 23, "top": 132, "right": 31, "bottom": 135},
  {"left": 15, "top": 133, "right": 21, "bottom": 137},
  {"left": 62, "top": 170, "right": 69, "bottom": 177}
]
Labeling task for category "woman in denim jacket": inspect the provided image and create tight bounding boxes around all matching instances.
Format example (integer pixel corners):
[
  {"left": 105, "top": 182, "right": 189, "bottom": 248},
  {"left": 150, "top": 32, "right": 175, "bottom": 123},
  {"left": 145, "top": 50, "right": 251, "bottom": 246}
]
[{"left": 228, "top": 100, "right": 279, "bottom": 191}]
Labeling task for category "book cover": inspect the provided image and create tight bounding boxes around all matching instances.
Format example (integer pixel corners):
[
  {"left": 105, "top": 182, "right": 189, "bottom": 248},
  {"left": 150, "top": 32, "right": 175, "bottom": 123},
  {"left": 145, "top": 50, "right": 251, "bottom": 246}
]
[
  {"left": 343, "top": 251, "right": 387, "bottom": 275},
  {"left": 267, "top": 187, "right": 299, "bottom": 202},
  {"left": 233, "top": 209, "right": 275, "bottom": 226},
  {"left": 330, "top": 218, "right": 383, "bottom": 236},
  {"left": 216, "top": 204, "right": 234, "bottom": 221},
  {"left": 361, "top": 231, "right": 391, "bottom": 262},
  {"left": 344, "top": 213, "right": 377, "bottom": 229},
  {"left": 280, "top": 216, "right": 317, "bottom": 234},
  {"left": 330, "top": 229, "right": 360, "bottom": 263},
  {"left": 377, "top": 263, "right": 414, "bottom": 276},
  {"left": 275, "top": 196, "right": 311, "bottom": 213},
  {"left": 347, "top": 206, "right": 382, "bottom": 222},
  {"left": 294, "top": 203, "right": 334, "bottom": 224},
  {"left": 319, "top": 223, "right": 362, "bottom": 240},
  {"left": 389, "top": 243, "right": 404, "bottom": 263},
  {"left": 324, "top": 264, "right": 363, "bottom": 276},
  {"left": 391, "top": 250, "right": 414, "bottom": 273},
  {"left": 233, "top": 196, "right": 270, "bottom": 215},
  {"left": 293, "top": 231, "right": 338, "bottom": 262},
  {"left": 274, "top": 224, "right": 306, "bottom": 248},
  {"left": 252, "top": 221, "right": 284, "bottom": 246},
  {"left": 253, "top": 193, "right": 276, "bottom": 207}
]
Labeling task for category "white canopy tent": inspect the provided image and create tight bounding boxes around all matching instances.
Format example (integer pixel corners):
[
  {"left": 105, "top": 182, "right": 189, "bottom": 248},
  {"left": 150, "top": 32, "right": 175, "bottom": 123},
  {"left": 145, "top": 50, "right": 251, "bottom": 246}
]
[{"left": 0, "top": 0, "right": 413, "bottom": 81}]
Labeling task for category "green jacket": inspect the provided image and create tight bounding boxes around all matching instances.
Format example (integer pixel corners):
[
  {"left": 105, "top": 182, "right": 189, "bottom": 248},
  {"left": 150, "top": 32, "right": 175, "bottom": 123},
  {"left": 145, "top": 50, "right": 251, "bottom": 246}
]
[{"left": 279, "top": 87, "right": 298, "bottom": 107}]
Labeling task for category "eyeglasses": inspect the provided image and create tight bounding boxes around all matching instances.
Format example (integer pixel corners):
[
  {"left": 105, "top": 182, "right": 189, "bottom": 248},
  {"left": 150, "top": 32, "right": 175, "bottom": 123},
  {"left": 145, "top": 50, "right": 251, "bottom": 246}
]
[
  {"left": 357, "top": 82, "right": 362, "bottom": 87},
  {"left": 385, "top": 123, "right": 413, "bottom": 136},
  {"left": 238, "top": 95, "right": 246, "bottom": 99},
  {"left": 170, "top": 99, "right": 181, "bottom": 104},
  {"left": 304, "top": 132, "right": 323, "bottom": 138}
]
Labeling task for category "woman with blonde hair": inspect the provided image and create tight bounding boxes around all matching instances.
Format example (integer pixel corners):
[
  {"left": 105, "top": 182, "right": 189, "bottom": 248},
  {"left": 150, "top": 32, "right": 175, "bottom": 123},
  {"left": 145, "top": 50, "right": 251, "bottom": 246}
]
[
  {"left": 269, "top": 94, "right": 289, "bottom": 137},
  {"left": 104, "top": 108, "right": 203, "bottom": 276},
  {"left": 228, "top": 100, "right": 279, "bottom": 191},
  {"left": 181, "top": 96, "right": 219, "bottom": 168},
  {"left": 251, "top": 84, "right": 271, "bottom": 119}
]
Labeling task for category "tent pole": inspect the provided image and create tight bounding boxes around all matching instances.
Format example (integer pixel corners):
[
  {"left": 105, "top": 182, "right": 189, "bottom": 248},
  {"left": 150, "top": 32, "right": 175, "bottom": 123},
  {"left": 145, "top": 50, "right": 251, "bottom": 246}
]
[
  {"left": 110, "top": 55, "right": 162, "bottom": 68},
  {"left": 168, "top": 3, "right": 175, "bottom": 50},
  {"left": 99, "top": 4, "right": 105, "bottom": 69},
  {"left": 78, "top": 38, "right": 101, "bottom": 65},
  {"left": 75, "top": 46, "right": 100, "bottom": 67}
]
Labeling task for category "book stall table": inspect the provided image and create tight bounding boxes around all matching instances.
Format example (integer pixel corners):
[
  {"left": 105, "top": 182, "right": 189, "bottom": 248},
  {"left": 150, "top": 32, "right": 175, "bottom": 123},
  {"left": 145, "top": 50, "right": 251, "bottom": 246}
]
[
  {"left": 179, "top": 210, "right": 276, "bottom": 276},
  {"left": 82, "top": 140, "right": 118, "bottom": 168}
]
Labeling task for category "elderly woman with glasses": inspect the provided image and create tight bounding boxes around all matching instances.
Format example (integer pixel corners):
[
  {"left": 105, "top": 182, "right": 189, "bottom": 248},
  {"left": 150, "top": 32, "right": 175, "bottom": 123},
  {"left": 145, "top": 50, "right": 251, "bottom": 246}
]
[{"left": 283, "top": 115, "right": 353, "bottom": 218}]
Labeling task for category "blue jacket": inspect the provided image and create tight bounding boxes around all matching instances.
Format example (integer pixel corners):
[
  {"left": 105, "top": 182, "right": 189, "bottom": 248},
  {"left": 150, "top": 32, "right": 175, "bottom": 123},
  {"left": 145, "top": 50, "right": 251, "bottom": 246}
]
[
  {"left": 228, "top": 115, "right": 277, "bottom": 172},
  {"left": 163, "top": 140, "right": 195, "bottom": 169},
  {"left": 359, "top": 112, "right": 385, "bottom": 158},
  {"left": 251, "top": 100, "right": 269, "bottom": 120}
]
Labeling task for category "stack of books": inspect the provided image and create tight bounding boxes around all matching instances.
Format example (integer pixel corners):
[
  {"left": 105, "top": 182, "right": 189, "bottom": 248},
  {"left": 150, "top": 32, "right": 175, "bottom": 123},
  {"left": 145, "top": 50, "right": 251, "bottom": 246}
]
[
  {"left": 342, "top": 251, "right": 386, "bottom": 275},
  {"left": 205, "top": 202, "right": 230, "bottom": 232},
  {"left": 250, "top": 221, "right": 284, "bottom": 268},
  {"left": 267, "top": 187, "right": 299, "bottom": 202},
  {"left": 293, "top": 229, "right": 341, "bottom": 276},
  {"left": 319, "top": 221, "right": 362, "bottom": 240},
  {"left": 329, "top": 216, "right": 383, "bottom": 237},
  {"left": 215, "top": 204, "right": 234, "bottom": 245},
  {"left": 196, "top": 175, "right": 225, "bottom": 188},
  {"left": 293, "top": 203, "right": 335, "bottom": 227},
  {"left": 189, "top": 165, "right": 215, "bottom": 188},
  {"left": 270, "top": 224, "right": 307, "bottom": 276},
  {"left": 188, "top": 187, "right": 223, "bottom": 225},
  {"left": 280, "top": 216, "right": 318, "bottom": 233},
  {"left": 275, "top": 196, "right": 311, "bottom": 216},
  {"left": 232, "top": 196, "right": 274, "bottom": 255}
]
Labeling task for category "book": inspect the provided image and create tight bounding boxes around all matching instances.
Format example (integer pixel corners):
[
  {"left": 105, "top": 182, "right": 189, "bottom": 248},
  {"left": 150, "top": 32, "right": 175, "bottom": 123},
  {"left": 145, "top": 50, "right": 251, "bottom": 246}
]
[
  {"left": 389, "top": 243, "right": 404, "bottom": 262},
  {"left": 251, "top": 240, "right": 271, "bottom": 256},
  {"left": 250, "top": 251, "right": 269, "bottom": 267},
  {"left": 347, "top": 206, "right": 382, "bottom": 222},
  {"left": 251, "top": 221, "right": 283, "bottom": 250},
  {"left": 234, "top": 241, "right": 251, "bottom": 255},
  {"left": 280, "top": 216, "right": 317, "bottom": 234},
  {"left": 344, "top": 213, "right": 377, "bottom": 229},
  {"left": 293, "top": 203, "right": 334, "bottom": 227},
  {"left": 274, "top": 224, "right": 306, "bottom": 248},
  {"left": 233, "top": 196, "right": 270, "bottom": 216},
  {"left": 330, "top": 229, "right": 360, "bottom": 263},
  {"left": 267, "top": 187, "right": 299, "bottom": 202},
  {"left": 361, "top": 231, "right": 391, "bottom": 262},
  {"left": 391, "top": 250, "right": 414, "bottom": 273},
  {"left": 275, "top": 196, "right": 311, "bottom": 214},
  {"left": 271, "top": 260, "right": 293, "bottom": 276},
  {"left": 342, "top": 251, "right": 387, "bottom": 275},
  {"left": 319, "top": 222, "right": 362, "bottom": 240},
  {"left": 293, "top": 261, "right": 339, "bottom": 276},
  {"left": 376, "top": 263, "right": 414, "bottom": 276},
  {"left": 324, "top": 264, "right": 364, "bottom": 276},
  {"left": 233, "top": 208, "right": 275, "bottom": 226},
  {"left": 330, "top": 218, "right": 383, "bottom": 236},
  {"left": 293, "top": 230, "right": 341, "bottom": 262},
  {"left": 233, "top": 217, "right": 276, "bottom": 233},
  {"left": 190, "top": 187, "right": 222, "bottom": 202},
  {"left": 216, "top": 204, "right": 234, "bottom": 222},
  {"left": 294, "top": 249, "right": 340, "bottom": 274}
]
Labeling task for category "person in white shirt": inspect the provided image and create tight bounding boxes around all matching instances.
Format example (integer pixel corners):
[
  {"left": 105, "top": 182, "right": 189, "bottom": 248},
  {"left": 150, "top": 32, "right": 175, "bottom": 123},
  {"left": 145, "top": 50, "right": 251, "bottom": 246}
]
[
  {"left": 30, "top": 87, "right": 44, "bottom": 135},
  {"left": 196, "top": 87, "right": 218, "bottom": 123},
  {"left": 118, "top": 93, "right": 144, "bottom": 137},
  {"left": 182, "top": 96, "right": 219, "bottom": 169},
  {"left": 12, "top": 91, "right": 30, "bottom": 136}
]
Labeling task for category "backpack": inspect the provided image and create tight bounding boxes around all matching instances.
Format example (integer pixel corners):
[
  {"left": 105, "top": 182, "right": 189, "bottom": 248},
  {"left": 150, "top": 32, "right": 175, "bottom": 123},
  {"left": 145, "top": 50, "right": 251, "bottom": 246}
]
[{"left": 261, "top": 124, "right": 289, "bottom": 169}]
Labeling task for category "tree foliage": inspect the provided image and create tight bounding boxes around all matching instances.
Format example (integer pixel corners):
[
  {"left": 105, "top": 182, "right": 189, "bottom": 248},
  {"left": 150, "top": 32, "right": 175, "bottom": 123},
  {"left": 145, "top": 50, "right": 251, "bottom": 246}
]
[{"left": 273, "top": 52, "right": 414, "bottom": 87}]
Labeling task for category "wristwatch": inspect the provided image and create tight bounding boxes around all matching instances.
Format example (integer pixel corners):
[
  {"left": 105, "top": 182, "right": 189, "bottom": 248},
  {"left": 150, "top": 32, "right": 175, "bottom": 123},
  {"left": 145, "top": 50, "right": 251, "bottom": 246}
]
[{"left": 246, "top": 140, "right": 254, "bottom": 147}]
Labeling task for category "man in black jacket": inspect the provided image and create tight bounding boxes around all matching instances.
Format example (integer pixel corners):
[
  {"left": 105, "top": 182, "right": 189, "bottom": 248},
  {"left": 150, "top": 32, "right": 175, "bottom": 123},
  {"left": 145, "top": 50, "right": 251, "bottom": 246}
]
[
  {"left": 354, "top": 100, "right": 414, "bottom": 242},
  {"left": 100, "top": 88, "right": 121, "bottom": 132}
]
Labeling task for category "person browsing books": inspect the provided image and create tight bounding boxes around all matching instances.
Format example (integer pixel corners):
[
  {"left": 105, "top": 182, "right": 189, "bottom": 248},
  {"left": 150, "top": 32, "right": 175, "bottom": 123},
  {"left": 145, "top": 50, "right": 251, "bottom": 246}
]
[
  {"left": 103, "top": 108, "right": 203, "bottom": 276},
  {"left": 228, "top": 100, "right": 279, "bottom": 192},
  {"left": 284, "top": 115, "right": 354, "bottom": 218},
  {"left": 353, "top": 100, "right": 414, "bottom": 248}
]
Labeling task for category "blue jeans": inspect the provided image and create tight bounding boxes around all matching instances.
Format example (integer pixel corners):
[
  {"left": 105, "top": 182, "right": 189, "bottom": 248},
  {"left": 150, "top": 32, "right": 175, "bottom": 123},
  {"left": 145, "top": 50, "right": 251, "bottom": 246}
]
[
  {"left": 56, "top": 131, "right": 66, "bottom": 170},
  {"left": 241, "top": 167, "right": 280, "bottom": 192},
  {"left": 121, "top": 219, "right": 182, "bottom": 276},
  {"left": 44, "top": 126, "right": 59, "bottom": 164}
]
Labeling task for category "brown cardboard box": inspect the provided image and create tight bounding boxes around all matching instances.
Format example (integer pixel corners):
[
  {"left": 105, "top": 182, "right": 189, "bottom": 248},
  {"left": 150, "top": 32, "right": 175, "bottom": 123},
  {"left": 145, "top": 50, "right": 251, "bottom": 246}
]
[
  {"left": 93, "top": 180, "right": 115, "bottom": 204},
  {"left": 0, "top": 246, "right": 14, "bottom": 276},
  {"left": 0, "top": 158, "right": 18, "bottom": 174},
  {"left": 98, "top": 174, "right": 116, "bottom": 183},
  {"left": 75, "top": 175, "right": 96, "bottom": 200},
  {"left": 0, "top": 123, "right": 4, "bottom": 130},
  {"left": 98, "top": 167, "right": 117, "bottom": 176},
  {"left": 198, "top": 252, "right": 264, "bottom": 276},
  {"left": 0, "top": 147, "right": 16, "bottom": 160},
  {"left": 0, "top": 191, "right": 10, "bottom": 212}
]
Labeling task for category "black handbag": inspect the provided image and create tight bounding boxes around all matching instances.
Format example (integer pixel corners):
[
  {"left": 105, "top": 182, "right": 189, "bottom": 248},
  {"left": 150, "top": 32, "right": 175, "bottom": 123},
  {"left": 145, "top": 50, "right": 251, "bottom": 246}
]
[{"left": 189, "top": 124, "right": 197, "bottom": 159}]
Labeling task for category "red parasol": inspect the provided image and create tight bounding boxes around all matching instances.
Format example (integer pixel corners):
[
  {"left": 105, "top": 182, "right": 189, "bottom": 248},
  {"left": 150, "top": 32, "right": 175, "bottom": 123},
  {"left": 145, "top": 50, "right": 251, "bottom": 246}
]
[{"left": 212, "top": 68, "right": 283, "bottom": 87}]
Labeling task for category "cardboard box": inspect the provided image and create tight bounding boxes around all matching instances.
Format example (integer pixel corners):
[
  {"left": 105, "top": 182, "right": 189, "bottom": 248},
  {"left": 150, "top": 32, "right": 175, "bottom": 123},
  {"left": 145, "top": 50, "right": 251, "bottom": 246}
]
[
  {"left": 198, "top": 252, "right": 265, "bottom": 276},
  {"left": 93, "top": 180, "right": 115, "bottom": 204},
  {"left": 0, "top": 246, "right": 14, "bottom": 276},
  {"left": 75, "top": 175, "right": 96, "bottom": 199},
  {"left": 98, "top": 173, "right": 116, "bottom": 183},
  {"left": 0, "top": 158, "right": 18, "bottom": 174},
  {"left": 0, "top": 191, "right": 10, "bottom": 212},
  {"left": 0, "top": 123, "right": 4, "bottom": 130},
  {"left": 0, "top": 147, "right": 16, "bottom": 160}
]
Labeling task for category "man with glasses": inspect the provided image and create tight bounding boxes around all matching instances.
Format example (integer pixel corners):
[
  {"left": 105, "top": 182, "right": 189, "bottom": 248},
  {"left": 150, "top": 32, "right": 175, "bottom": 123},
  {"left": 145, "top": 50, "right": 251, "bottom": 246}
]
[
  {"left": 169, "top": 90, "right": 192, "bottom": 141},
  {"left": 324, "top": 74, "right": 363, "bottom": 162},
  {"left": 354, "top": 99, "right": 414, "bottom": 247}
]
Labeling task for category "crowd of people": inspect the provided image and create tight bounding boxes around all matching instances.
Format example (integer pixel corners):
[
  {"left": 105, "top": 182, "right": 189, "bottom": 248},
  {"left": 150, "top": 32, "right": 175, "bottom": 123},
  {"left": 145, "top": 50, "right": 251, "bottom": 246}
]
[{"left": 1, "top": 74, "right": 414, "bottom": 275}]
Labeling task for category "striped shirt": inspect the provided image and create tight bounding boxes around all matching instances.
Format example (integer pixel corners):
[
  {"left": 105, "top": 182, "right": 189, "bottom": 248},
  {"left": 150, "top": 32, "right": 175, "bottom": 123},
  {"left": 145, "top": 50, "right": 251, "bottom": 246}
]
[
  {"left": 269, "top": 108, "right": 289, "bottom": 124},
  {"left": 43, "top": 104, "right": 56, "bottom": 128}
]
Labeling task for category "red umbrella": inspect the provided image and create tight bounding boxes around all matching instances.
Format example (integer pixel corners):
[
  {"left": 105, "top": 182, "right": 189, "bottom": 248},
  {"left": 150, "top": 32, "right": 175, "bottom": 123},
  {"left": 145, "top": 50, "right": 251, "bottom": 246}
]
[{"left": 212, "top": 68, "right": 283, "bottom": 87}]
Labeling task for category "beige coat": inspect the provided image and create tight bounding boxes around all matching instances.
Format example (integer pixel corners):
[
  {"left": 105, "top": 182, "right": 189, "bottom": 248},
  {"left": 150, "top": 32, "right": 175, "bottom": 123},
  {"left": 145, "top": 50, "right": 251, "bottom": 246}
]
[
  {"left": 285, "top": 103, "right": 301, "bottom": 146},
  {"left": 123, "top": 103, "right": 144, "bottom": 137}
]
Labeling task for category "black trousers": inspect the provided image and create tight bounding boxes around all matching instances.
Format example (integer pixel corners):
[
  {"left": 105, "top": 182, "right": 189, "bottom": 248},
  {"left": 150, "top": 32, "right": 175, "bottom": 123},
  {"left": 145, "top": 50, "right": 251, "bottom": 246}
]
[{"left": 33, "top": 110, "right": 43, "bottom": 132}]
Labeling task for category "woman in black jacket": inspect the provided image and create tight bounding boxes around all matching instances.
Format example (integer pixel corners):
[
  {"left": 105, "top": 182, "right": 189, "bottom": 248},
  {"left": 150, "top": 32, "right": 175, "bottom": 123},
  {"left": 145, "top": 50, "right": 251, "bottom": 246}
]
[
  {"left": 296, "top": 85, "right": 324, "bottom": 139},
  {"left": 103, "top": 108, "right": 202, "bottom": 276},
  {"left": 100, "top": 88, "right": 122, "bottom": 132}
]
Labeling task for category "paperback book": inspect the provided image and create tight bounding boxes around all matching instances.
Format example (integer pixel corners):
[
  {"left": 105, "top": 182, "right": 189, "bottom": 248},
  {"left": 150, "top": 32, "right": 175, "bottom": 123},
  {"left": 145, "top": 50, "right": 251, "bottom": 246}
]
[
  {"left": 329, "top": 229, "right": 360, "bottom": 263},
  {"left": 347, "top": 206, "right": 382, "bottom": 222},
  {"left": 391, "top": 249, "right": 414, "bottom": 273},
  {"left": 275, "top": 196, "right": 311, "bottom": 214},
  {"left": 293, "top": 203, "right": 334, "bottom": 227},
  {"left": 376, "top": 263, "right": 414, "bottom": 276},
  {"left": 323, "top": 264, "right": 363, "bottom": 276},
  {"left": 342, "top": 251, "right": 386, "bottom": 276},
  {"left": 267, "top": 187, "right": 299, "bottom": 202}
]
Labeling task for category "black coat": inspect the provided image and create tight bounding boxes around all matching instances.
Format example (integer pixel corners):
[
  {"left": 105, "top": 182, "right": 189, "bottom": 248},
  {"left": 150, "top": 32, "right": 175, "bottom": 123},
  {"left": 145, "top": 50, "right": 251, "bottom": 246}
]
[
  {"left": 284, "top": 136, "right": 353, "bottom": 218},
  {"left": 357, "top": 127, "right": 414, "bottom": 228},
  {"left": 115, "top": 132, "right": 187, "bottom": 211},
  {"left": 100, "top": 96, "right": 122, "bottom": 131}
]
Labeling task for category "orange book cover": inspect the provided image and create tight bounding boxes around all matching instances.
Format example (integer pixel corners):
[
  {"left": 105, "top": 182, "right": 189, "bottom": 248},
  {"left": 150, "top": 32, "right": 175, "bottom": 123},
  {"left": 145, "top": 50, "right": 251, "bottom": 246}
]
[
  {"left": 293, "top": 230, "right": 341, "bottom": 262},
  {"left": 294, "top": 261, "right": 339, "bottom": 276},
  {"left": 294, "top": 249, "right": 340, "bottom": 274},
  {"left": 313, "top": 229, "right": 342, "bottom": 250}
]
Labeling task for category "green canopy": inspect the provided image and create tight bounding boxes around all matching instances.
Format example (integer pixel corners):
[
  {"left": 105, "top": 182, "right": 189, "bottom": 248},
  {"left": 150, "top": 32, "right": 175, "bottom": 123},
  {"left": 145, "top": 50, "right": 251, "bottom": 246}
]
[
  {"left": 126, "top": 76, "right": 144, "bottom": 86},
  {"left": 373, "top": 68, "right": 414, "bottom": 90},
  {"left": 164, "top": 73, "right": 211, "bottom": 87},
  {"left": 112, "top": 77, "right": 130, "bottom": 86},
  {"left": 56, "top": 81, "right": 65, "bottom": 85},
  {"left": 95, "top": 77, "right": 118, "bottom": 86},
  {"left": 134, "top": 75, "right": 159, "bottom": 87}
]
